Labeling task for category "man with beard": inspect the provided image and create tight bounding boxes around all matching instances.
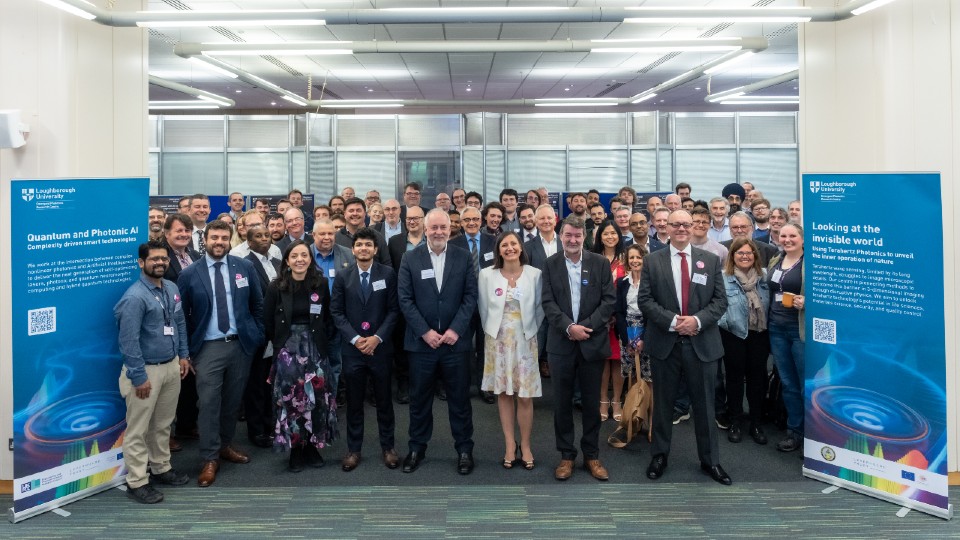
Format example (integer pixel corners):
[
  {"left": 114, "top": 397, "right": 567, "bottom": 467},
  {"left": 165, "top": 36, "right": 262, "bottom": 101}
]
[
  {"left": 266, "top": 212, "right": 286, "bottom": 243},
  {"left": 148, "top": 206, "right": 166, "bottom": 242},
  {"left": 768, "top": 207, "right": 789, "bottom": 249},
  {"left": 115, "top": 241, "right": 192, "bottom": 503},
  {"left": 336, "top": 198, "right": 391, "bottom": 266},
  {"left": 177, "top": 220, "right": 265, "bottom": 487},
  {"left": 750, "top": 198, "right": 772, "bottom": 243},
  {"left": 707, "top": 198, "right": 732, "bottom": 243},
  {"left": 517, "top": 203, "right": 538, "bottom": 243},
  {"left": 721, "top": 183, "right": 746, "bottom": 214},
  {"left": 630, "top": 213, "right": 651, "bottom": 253}
]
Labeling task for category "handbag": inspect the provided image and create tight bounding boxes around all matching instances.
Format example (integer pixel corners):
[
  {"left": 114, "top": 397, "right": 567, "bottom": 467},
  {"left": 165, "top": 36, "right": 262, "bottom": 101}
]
[{"left": 607, "top": 352, "right": 653, "bottom": 448}]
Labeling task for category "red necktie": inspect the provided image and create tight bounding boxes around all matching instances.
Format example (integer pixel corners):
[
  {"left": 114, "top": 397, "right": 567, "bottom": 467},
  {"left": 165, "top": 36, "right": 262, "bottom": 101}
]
[{"left": 679, "top": 252, "right": 690, "bottom": 316}]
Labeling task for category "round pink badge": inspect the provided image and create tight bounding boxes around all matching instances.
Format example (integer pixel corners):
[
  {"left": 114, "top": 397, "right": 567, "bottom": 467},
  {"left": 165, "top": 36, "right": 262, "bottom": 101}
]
[
  {"left": 696, "top": 261, "right": 705, "bottom": 269},
  {"left": 361, "top": 322, "right": 371, "bottom": 330},
  {"left": 235, "top": 273, "right": 243, "bottom": 279},
  {"left": 495, "top": 288, "right": 504, "bottom": 296},
  {"left": 310, "top": 293, "right": 320, "bottom": 302},
  {"left": 174, "top": 294, "right": 180, "bottom": 302}
]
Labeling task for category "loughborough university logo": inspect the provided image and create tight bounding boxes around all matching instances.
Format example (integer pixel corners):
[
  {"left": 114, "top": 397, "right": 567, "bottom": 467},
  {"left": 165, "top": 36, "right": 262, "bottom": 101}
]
[
  {"left": 21, "top": 188, "right": 34, "bottom": 201},
  {"left": 809, "top": 181, "right": 821, "bottom": 194}
]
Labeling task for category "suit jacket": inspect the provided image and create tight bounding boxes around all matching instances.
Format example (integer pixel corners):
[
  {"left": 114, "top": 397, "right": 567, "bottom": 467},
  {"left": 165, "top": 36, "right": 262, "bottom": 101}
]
[
  {"left": 262, "top": 277, "right": 330, "bottom": 352},
  {"left": 637, "top": 244, "right": 727, "bottom": 362},
  {"left": 330, "top": 261, "right": 399, "bottom": 359},
  {"left": 648, "top": 235, "right": 669, "bottom": 253},
  {"left": 310, "top": 243, "right": 356, "bottom": 282},
  {"left": 245, "top": 252, "right": 280, "bottom": 291},
  {"left": 388, "top": 233, "right": 425, "bottom": 272},
  {"left": 275, "top": 232, "right": 314, "bottom": 253},
  {"left": 164, "top": 244, "right": 201, "bottom": 283},
  {"left": 177, "top": 254, "right": 265, "bottom": 358},
  {"left": 721, "top": 238, "right": 778, "bottom": 268},
  {"left": 477, "top": 265, "right": 544, "bottom": 341},
  {"left": 335, "top": 227, "right": 392, "bottom": 266},
  {"left": 374, "top": 220, "right": 406, "bottom": 241},
  {"left": 524, "top": 234, "right": 561, "bottom": 271},
  {"left": 450, "top": 232, "right": 496, "bottom": 271},
  {"left": 541, "top": 250, "right": 616, "bottom": 360},
  {"left": 397, "top": 243, "right": 478, "bottom": 353}
]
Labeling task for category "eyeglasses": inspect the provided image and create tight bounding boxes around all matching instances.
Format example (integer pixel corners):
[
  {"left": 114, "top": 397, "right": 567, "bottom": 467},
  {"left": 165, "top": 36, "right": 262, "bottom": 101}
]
[
  {"left": 462, "top": 217, "right": 481, "bottom": 223},
  {"left": 145, "top": 256, "right": 170, "bottom": 263},
  {"left": 692, "top": 220, "right": 710, "bottom": 226},
  {"left": 669, "top": 222, "right": 693, "bottom": 229},
  {"left": 284, "top": 217, "right": 303, "bottom": 223},
  {"left": 730, "top": 225, "right": 752, "bottom": 231},
  {"left": 734, "top": 251, "right": 755, "bottom": 258},
  {"left": 406, "top": 217, "right": 423, "bottom": 222}
]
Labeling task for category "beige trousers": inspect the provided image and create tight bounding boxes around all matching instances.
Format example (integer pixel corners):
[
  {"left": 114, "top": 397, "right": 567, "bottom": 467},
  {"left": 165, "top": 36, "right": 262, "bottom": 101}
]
[{"left": 119, "top": 360, "right": 181, "bottom": 488}]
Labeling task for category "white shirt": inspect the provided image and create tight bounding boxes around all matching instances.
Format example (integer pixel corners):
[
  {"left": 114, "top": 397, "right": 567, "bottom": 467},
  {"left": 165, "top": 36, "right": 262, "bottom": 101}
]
[
  {"left": 541, "top": 235, "right": 558, "bottom": 258},
  {"left": 230, "top": 241, "right": 282, "bottom": 260},
  {"left": 523, "top": 229, "right": 538, "bottom": 243},
  {"left": 563, "top": 251, "right": 583, "bottom": 323},
  {"left": 429, "top": 244, "right": 448, "bottom": 291},
  {"left": 250, "top": 251, "right": 278, "bottom": 282},
  {"left": 668, "top": 243, "right": 701, "bottom": 332},
  {"left": 383, "top": 220, "right": 403, "bottom": 241},
  {"left": 192, "top": 226, "right": 205, "bottom": 251}
]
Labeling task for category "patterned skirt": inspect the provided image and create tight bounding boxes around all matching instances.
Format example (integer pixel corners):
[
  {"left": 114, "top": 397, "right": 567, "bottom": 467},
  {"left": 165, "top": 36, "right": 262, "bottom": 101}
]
[{"left": 270, "top": 324, "right": 337, "bottom": 450}]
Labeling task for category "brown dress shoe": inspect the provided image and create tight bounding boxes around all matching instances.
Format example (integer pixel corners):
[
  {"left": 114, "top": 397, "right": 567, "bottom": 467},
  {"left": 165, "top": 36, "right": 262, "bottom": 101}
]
[
  {"left": 168, "top": 437, "right": 183, "bottom": 453},
  {"left": 554, "top": 459, "right": 575, "bottom": 481},
  {"left": 219, "top": 446, "right": 251, "bottom": 464},
  {"left": 341, "top": 452, "right": 361, "bottom": 472},
  {"left": 197, "top": 460, "right": 219, "bottom": 487},
  {"left": 584, "top": 459, "right": 609, "bottom": 481},
  {"left": 382, "top": 448, "right": 400, "bottom": 469}
]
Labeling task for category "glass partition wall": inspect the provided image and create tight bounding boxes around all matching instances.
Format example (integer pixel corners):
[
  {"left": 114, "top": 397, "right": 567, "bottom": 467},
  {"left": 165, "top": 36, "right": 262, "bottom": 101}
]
[{"left": 149, "top": 111, "right": 799, "bottom": 208}]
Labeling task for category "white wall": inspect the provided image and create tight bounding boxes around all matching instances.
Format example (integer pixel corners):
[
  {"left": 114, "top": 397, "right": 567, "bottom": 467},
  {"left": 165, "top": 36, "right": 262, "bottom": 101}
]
[
  {"left": 799, "top": 0, "right": 960, "bottom": 470},
  {"left": 0, "top": 0, "right": 148, "bottom": 480}
]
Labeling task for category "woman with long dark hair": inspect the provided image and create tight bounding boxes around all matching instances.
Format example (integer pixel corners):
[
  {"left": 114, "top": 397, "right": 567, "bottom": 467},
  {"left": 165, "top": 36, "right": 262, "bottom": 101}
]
[
  {"left": 591, "top": 220, "right": 626, "bottom": 421},
  {"left": 264, "top": 241, "right": 338, "bottom": 471}
]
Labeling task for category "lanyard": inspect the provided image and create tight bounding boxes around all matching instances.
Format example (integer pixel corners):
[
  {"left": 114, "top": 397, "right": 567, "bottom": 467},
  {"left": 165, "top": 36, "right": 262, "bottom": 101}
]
[{"left": 140, "top": 279, "right": 171, "bottom": 326}]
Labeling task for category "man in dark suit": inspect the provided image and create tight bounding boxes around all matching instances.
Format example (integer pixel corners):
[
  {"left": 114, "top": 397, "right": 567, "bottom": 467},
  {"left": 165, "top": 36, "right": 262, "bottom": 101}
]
[
  {"left": 241, "top": 225, "right": 279, "bottom": 449},
  {"left": 275, "top": 208, "right": 313, "bottom": 253},
  {"left": 374, "top": 199, "right": 405, "bottom": 242},
  {"left": 541, "top": 216, "right": 616, "bottom": 482},
  {"left": 638, "top": 209, "right": 731, "bottom": 486},
  {"left": 722, "top": 211, "right": 778, "bottom": 267},
  {"left": 386, "top": 205, "right": 425, "bottom": 403},
  {"left": 177, "top": 220, "right": 265, "bottom": 488},
  {"left": 397, "top": 209, "right": 478, "bottom": 475},
  {"left": 399, "top": 182, "right": 431, "bottom": 223},
  {"left": 449, "top": 206, "right": 496, "bottom": 404},
  {"left": 331, "top": 228, "right": 401, "bottom": 472}
]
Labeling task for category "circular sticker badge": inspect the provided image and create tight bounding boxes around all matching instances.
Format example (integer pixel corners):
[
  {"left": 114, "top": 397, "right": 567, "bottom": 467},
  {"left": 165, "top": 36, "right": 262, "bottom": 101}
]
[
  {"left": 361, "top": 322, "right": 371, "bottom": 331},
  {"left": 696, "top": 261, "right": 705, "bottom": 269},
  {"left": 495, "top": 288, "right": 504, "bottom": 296},
  {"left": 310, "top": 293, "right": 320, "bottom": 302},
  {"left": 235, "top": 273, "right": 243, "bottom": 280}
]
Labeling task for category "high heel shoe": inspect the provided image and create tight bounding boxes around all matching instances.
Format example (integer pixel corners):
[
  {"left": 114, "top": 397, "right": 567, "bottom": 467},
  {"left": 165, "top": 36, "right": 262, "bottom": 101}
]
[
  {"left": 600, "top": 401, "right": 610, "bottom": 421},
  {"left": 520, "top": 446, "right": 535, "bottom": 470},
  {"left": 612, "top": 401, "right": 623, "bottom": 422},
  {"left": 502, "top": 443, "right": 520, "bottom": 469}
]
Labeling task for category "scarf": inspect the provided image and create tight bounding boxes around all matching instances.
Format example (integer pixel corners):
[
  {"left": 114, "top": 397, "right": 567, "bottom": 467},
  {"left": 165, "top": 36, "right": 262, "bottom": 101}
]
[{"left": 734, "top": 267, "right": 767, "bottom": 332}]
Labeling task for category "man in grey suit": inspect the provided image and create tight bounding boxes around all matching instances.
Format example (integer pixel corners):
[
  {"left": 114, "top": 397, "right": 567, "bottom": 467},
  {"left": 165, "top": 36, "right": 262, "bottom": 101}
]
[
  {"left": 541, "top": 216, "right": 615, "bottom": 482},
  {"left": 397, "top": 209, "right": 478, "bottom": 475},
  {"left": 638, "top": 210, "right": 732, "bottom": 485}
]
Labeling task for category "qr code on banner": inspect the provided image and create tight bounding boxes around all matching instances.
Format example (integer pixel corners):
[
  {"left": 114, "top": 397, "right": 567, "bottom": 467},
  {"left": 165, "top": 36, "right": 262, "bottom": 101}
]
[
  {"left": 28, "top": 307, "right": 56, "bottom": 336},
  {"left": 812, "top": 317, "right": 836, "bottom": 344}
]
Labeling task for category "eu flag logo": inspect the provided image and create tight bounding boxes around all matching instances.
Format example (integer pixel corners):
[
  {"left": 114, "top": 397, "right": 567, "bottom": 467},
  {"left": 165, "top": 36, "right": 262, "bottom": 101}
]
[{"left": 901, "top": 470, "right": 915, "bottom": 481}]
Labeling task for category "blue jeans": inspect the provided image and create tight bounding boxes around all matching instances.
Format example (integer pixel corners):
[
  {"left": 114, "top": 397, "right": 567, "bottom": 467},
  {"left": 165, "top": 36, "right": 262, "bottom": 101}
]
[{"left": 768, "top": 321, "right": 805, "bottom": 434}]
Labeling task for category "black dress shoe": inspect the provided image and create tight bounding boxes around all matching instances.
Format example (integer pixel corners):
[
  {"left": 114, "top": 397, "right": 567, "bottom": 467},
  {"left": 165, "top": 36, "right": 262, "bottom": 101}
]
[
  {"left": 481, "top": 391, "right": 496, "bottom": 404},
  {"left": 457, "top": 452, "right": 475, "bottom": 475},
  {"left": 749, "top": 424, "right": 768, "bottom": 445},
  {"left": 249, "top": 434, "right": 273, "bottom": 449},
  {"left": 715, "top": 412, "right": 731, "bottom": 430},
  {"left": 700, "top": 463, "right": 732, "bottom": 485},
  {"left": 402, "top": 451, "right": 425, "bottom": 473},
  {"left": 727, "top": 422, "right": 743, "bottom": 443},
  {"left": 646, "top": 454, "right": 668, "bottom": 480}
]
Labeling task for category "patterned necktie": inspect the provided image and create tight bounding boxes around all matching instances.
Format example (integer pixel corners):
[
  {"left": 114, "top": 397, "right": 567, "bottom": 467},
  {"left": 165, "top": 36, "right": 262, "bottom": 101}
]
[
  {"left": 213, "top": 262, "right": 229, "bottom": 333},
  {"left": 361, "top": 271, "right": 371, "bottom": 302},
  {"left": 470, "top": 237, "right": 479, "bottom": 270},
  {"left": 197, "top": 230, "right": 206, "bottom": 254},
  {"left": 679, "top": 252, "right": 690, "bottom": 317}
]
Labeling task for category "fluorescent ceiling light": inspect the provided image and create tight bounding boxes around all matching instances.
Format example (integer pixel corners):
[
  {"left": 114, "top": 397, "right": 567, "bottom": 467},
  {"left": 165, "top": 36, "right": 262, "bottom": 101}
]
[
  {"left": 197, "top": 95, "right": 232, "bottom": 107},
  {"left": 188, "top": 57, "right": 238, "bottom": 79},
  {"left": 707, "top": 91, "right": 745, "bottom": 103},
  {"left": 851, "top": 0, "right": 898, "bottom": 16},
  {"left": 626, "top": 16, "right": 810, "bottom": 23},
  {"left": 201, "top": 49, "right": 352, "bottom": 56},
  {"left": 534, "top": 100, "right": 618, "bottom": 108},
  {"left": 149, "top": 101, "right": 220, "bottom": 109},
  {"left": 37, "top": 0, "right": 96, "bottom": 20},
  {"left": 623, "top": 7, "right": 811, "bottom": 23},
  {"left": 281, "top": 95, "right": 308, "bottom": 106},
  {"left": 592, "top": 46, "right": 740, "bottom": 53},
  {"left": 719, "top": 100, "right": 798, "bottom": 105},
  {"left": 383, "top": 7, "right": 569, "bottom": 12},
  {"left": 319, "top": 102, "right": 405, "bottom": 108},
  {"left": 138, "top": 20, "right": 325, "bottom": 28},
  {"left": 631, "top": 94, "right": 657, "bottom": 104},
  {"left": 704, "top": 52, "right": 754, "bottom": 75},
  {"left": 135, "top": 10, "right": 326, "bottom": 27}
]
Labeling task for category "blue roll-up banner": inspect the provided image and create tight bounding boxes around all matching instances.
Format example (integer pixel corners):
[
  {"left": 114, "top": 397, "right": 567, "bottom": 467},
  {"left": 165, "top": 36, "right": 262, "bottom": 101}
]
[
  {"left": 802, "top": 172, "right": 952, "bottom": 520},
  {"left": 9, "top": 178, "right": 148, "bottom": 522}
]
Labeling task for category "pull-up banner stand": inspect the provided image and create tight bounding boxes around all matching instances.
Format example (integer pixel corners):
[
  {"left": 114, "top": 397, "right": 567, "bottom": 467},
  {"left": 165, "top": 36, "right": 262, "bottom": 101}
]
[
  {"left": 802, "top": 172, "right": 952, "bottom": 520},
  {"left": 8, "top": 177, "right": 148, "bottom": 523}
]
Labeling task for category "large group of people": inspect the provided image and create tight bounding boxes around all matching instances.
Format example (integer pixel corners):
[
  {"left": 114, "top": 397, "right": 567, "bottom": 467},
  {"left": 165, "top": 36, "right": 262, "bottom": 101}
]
[{"left": 119, "top": 180, "right": 805, "bottom": 503}]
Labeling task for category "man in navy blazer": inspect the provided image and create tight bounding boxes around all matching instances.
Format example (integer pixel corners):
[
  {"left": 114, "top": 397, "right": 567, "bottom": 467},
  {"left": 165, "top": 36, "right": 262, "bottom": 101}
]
[
  {"left": 541, "top": 215, "right": 616, "bottom": 482},
  {"left": 638, "top": 210, "right": 731, "bottom": 486},
  {"left": 525, "top": 205, "right": 563, "bottom": 377},
  {"left": 177, "top": 220, "right": 265, "bottom": 487},
  {"left": 330, "top": 228, "right": 401, "bottom": 472},
  {"left": 397, "top": 209, "right": 479, "bottom": 475},
  {"left": 450, "top": 206, "right": 496, "bottom": 403}
]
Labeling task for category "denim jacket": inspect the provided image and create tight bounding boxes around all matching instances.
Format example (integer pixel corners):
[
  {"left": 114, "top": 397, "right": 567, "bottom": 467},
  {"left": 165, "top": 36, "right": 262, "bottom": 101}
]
[{"left": 718, "top": 270, "right": 770, "bottom": 339}]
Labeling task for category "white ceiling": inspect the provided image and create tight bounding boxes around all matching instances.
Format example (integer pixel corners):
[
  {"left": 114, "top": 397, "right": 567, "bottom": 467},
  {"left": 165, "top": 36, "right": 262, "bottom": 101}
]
[{"left": 146, "top": 0, "right": 804, "bottom": 112}]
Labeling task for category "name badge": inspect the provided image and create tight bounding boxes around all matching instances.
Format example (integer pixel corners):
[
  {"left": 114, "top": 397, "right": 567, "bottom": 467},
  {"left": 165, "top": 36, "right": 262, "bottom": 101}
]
[
  {"left": 174, "top": 302, "right": 181, "bottom": 312},
  {"left": 372, "top": 279, "right": 386, "bottom": 291},
  {"left": 513, "top": 288, "right": 523, "bottom": 298},
  {"left": 775, "top": 293, "right": 784, "bottom": 302},
  {"left": 483, "top": 252, "right": 494, "bottom": 261},
  {"left": 328, "top": 269, "right": 336, "bottom": 279},
  {"left": 691, "top": 273, "right": 707, "bottom": 286},
  {"left": 236, "top": 277, "right": 249, "bottom": 288},
  {"left": 770, "top": 269, "right": 782, "bottom": 283},
  {"left": 163, "top": 326, "right": 175, "bottom": 336},
  {"left": 421, "top": 269, "right": 435, "bottom": 280},
  {"left": 310, "top": 303, "right": 323, "bottom": 315}
]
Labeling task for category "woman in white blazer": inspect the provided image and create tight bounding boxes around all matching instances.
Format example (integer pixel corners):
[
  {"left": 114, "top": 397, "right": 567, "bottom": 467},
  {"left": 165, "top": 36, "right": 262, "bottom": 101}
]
[{"left": 478, "top": 231, "right": 544, "bottom": 470}]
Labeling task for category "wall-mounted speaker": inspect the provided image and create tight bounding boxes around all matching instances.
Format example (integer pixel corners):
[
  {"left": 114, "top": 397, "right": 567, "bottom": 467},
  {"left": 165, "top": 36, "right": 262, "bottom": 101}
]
[{"left": 0, "top": 109, "right": 27, "bottom": 149}]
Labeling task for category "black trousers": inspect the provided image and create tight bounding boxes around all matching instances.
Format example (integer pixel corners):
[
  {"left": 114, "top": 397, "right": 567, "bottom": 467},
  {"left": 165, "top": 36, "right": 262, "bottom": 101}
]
[
  {"left": 175, "top": 371, "right": 198, "bottom": 435},
  {"left": 343, "top": 351, "right": 395, "bottom": 452},
  {"left": 548, "top": 346, "right": 604, "bottom": 460},
  {"left": 720, "top": 329, "right": 770, "bottom": 424},
  {"left": 243, "top": 347, "right": 274, "bottom": 439},
  {"left": 651, "top": 339, "right": 720, "bottom": 466}
]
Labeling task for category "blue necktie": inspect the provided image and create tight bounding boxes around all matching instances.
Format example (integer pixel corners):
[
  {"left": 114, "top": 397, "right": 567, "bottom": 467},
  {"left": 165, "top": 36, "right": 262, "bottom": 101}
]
[
  {"left": 213, "top": 261, "right": 229, "bottom": 333},
  {"left": 361, "top": 271, "right": 371, "bottom": 302},
  {"left": 470, "top": 237, "right": 478, "bottom": 270}
]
